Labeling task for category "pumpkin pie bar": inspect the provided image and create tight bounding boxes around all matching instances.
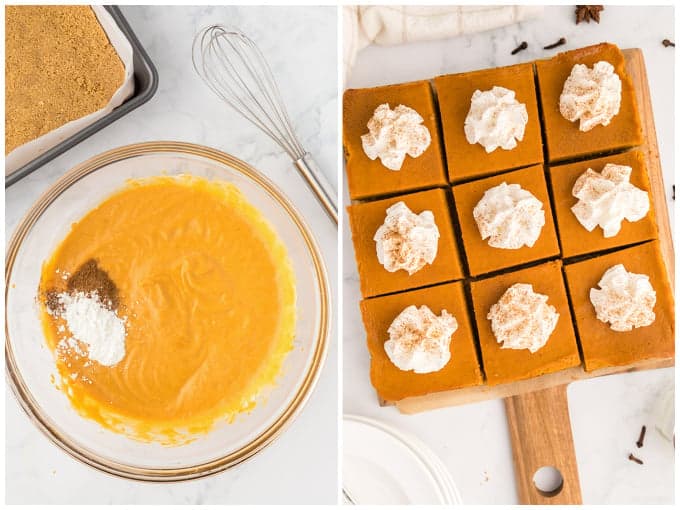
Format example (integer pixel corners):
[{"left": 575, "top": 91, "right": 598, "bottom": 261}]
[
  {"left": 470, "top": 260, "right": 581, "bottom": 386},
  {"left": 564, "top": 241, "right": 674, "bottom": 372},
  {"left": 434, "top": 62, "right": 543, "bottom": 182},
  {"left": 360, "top": 281, "right": 483, "bottom": 402},
  {"left": 343, "top": 80, "right": 448, "bottom": 200},
  {"left": 549, "top": 150, "right": 657, "bottom": 259},
  {"left": 452, "top": 164, "right": 560, "bottom": 276},
  {"left": 535, "top": 43, "right": 643, "bottom": 163},
  {"left": 347, "top": 188, "right": 464, "bottom": 298}
]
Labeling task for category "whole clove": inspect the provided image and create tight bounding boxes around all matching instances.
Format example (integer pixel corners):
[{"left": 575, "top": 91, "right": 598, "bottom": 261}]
[
  {"left": 662, "top": 39, "right": 675, "bottom": 48},
  {"left": 636, "top": 425, "right": 647, "bottom": 448},
  {"left": 511, "top": 41, "right": 528, "bottom": 55},
  {"left": 628, "top": 453, "right": 644, "bottom": 465},
  {"left": 544, "top": 37, "right": 567, "bottom": 50}
]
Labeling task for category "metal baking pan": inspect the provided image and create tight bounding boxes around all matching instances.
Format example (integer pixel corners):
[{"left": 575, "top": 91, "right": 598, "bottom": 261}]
[{"left": 5, "top": 6, "right": 159, "bottom": 187}]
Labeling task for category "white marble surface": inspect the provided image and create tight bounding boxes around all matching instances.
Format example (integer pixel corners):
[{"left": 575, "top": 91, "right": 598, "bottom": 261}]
[
  {"left": 6, "top": 6, "right": 338, "bottom": 504},
  {"left": 343, "top": 5, "right": 674, "bottom": 505}
]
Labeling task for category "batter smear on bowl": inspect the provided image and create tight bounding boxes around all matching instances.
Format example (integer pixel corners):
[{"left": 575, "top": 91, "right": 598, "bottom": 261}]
[{"left": 38, "top": 175, "right": 296, "bottom": 444}]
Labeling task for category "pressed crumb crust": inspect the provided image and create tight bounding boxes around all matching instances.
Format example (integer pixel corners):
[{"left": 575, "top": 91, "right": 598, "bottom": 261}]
[{"left": 5, "top": 6, "right": 125, "bottom": 154}]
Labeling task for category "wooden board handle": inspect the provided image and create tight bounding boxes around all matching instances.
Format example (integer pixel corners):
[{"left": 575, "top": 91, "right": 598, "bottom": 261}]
[{"left": 504, "top": 385, "right": 582, "bottom": 504}]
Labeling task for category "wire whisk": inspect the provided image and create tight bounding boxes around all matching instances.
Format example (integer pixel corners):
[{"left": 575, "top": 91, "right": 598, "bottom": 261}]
[{"left": 192, "top": 25, "right": 337, "bottom": 224}]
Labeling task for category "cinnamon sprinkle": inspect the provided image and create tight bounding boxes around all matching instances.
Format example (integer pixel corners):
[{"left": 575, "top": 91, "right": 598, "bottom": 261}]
[{"left": 45, "top": 289, "right": 64, "bottom": 315}]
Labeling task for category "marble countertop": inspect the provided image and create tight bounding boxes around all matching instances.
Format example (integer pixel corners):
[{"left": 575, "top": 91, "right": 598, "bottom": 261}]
[
  {"left": 343, "top": 5, "right": 674, "bottom": 505},
  {"left": 6, "top": 6, "right": 337, "bottom": 504}
]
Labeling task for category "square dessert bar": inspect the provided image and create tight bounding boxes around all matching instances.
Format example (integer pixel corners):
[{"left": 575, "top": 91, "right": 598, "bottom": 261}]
[
  {"left": 536, "top": 43, "right": 643, "bottom": 163},
  {"left": 347, "top": 188, "right": 464, "bottom": 298},
  {"left": 549, "top": 150, "right": 657, "bottom": 259},
  {"left": 360, "top": 281, "right": 483, "bottom": 402},
  {"left": 434, "top": 62, "right": 543, "bottom": 182},
  {"left": 564, "top": 240, "right": 674, "bottom": 372},
  {"left": 452, "top": 164, "right": 560, "bottom": 276},
  {"left": 343, "top": 80, "right": 448, "bottom": 200},
  {"left": 469, "top": 260, "right": 581, "bottom": 386}
]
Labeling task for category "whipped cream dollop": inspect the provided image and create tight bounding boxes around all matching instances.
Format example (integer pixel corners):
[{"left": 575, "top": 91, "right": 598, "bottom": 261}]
[
  {"left": 464, "top": 86, "right": 528, "bottom": 153},
  {"left": 590, "top": 264, "right": 656, "bottom": 331},
  {"left": 385, "top": 305, "right": 458, "bottom": 373},
  {"left": 361, "top": 103, "right": 431, "bottom": 170},
  {"left": 473, "top": 182, "right": 545, "bottom": 249},
  {"left": 374, "top": 201, "right": 440, "bottom": 275},
  {"left": 571, "top": 163, "right": 650, "bottom": 238},
  {"left": 559, "top": 61, "right": 622, "bottom": 132},
  {"left": 488, "top": 283, "right": 559, "bottom": 353}
]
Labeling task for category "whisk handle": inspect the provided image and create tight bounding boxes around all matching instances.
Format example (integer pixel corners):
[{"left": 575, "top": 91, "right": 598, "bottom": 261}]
[{"left": 294, "top": 154, "right": 338, "bottom": 226}]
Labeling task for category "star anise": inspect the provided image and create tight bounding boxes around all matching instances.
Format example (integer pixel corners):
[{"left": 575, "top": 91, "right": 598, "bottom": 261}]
[{"left": 575, "top": 5, "right": 604, "bottom": 24}]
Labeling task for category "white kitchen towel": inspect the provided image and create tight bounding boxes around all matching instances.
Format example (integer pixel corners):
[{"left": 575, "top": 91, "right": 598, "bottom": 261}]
[{"left": 344, "top": 5, "right": 544, "bottom": 83}]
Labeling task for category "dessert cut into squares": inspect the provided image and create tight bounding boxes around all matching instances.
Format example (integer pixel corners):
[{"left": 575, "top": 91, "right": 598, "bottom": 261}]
[
  {"left": 343, "top": 80, "right": 448, "bottom": 200},
  {"left": 469, "top": 260, "right": 581, "bottom": 386},
  {"left": 535, "top": 42, "right": 643, "bottom": 163},
  {"left": 564, "top": 240, "right": 674, "bottom": 372},
  {"left": 549, "top": 150, "right": 657, "bottom": 259},
  {"left": 360, "top": 281, "right": 483, "bottom": 402},
  {"left": 347, "top": 188, "right": 464, "bottom": 298},
  {"left": 434, "top": 62, "right": 543, "bottom": 183},
  {"left": 452, "top": 164, "right": 560, "bottom": 276}
]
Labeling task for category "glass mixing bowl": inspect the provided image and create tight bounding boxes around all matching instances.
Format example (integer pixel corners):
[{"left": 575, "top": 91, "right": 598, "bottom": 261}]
[{"left": 5, "top": 141, "right": 330, "bottom": 481}]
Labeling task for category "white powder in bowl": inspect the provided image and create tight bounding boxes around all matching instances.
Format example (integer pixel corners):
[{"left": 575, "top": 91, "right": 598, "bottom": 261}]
[{"left": 53, "top": 291, "right": 126, "bottom": 366}]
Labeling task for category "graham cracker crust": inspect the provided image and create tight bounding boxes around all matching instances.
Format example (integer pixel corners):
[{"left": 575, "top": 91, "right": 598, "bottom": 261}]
[{"left": 5, "top": 6, "right": 125, "bottom": 154}]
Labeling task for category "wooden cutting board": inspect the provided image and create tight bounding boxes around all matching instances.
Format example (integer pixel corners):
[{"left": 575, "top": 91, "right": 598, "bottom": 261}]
[{"left": 391, "top": 49, "right": 674, "bottom": 504}]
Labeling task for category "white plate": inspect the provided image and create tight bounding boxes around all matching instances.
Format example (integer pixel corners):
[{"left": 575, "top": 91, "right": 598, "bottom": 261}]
[{"left": 343, "top": 414, "right": 461, "bottom": 505}]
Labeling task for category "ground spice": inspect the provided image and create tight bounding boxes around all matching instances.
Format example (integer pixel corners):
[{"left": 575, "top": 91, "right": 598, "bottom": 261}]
[
  {"left": 66, "top": 259, "right": 119, "bottom": 310},
  {"left": 45, "top": 289, "right": 64, "bottom": 315},
  {"left": 44, "top": 259, "right": 126, "bottom": 366}
]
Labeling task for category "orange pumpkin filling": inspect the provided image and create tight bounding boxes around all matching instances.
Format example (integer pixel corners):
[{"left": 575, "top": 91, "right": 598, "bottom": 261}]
[{"left": 39, "top": 175, "right": 296, "bottom": 444}]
